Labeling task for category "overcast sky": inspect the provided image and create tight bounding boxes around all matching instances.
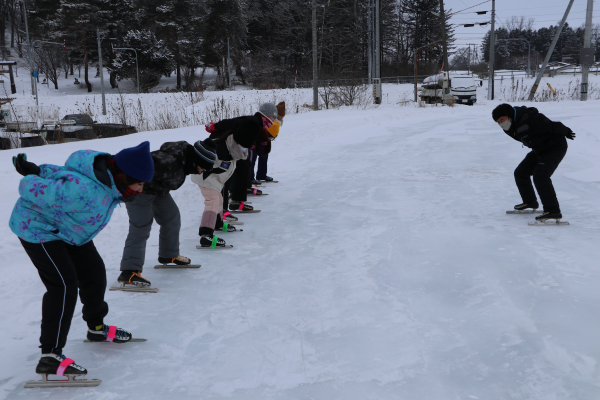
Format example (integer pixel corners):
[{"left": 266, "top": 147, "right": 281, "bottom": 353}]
[{"left": 445, "top": 0, "right": 599, "bottom": 56}]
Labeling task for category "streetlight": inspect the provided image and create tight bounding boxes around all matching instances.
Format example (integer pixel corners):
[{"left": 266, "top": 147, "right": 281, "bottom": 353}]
[{"left": 113, "top": 48, "right": 139, "bottom": 94}]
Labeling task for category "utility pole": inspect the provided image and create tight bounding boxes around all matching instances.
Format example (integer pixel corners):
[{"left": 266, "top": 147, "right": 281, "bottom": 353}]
[
  {"left": 97, "top": 29, "right": 106, "bottom": 115},
  {"left": 21, "top": 2, "right": 35, "bottom": 96},
  {"left": 439, "top": 0, "right": 450, "bottom": 100},
  {"left": 487, "top": 0, "right": 496, "bottom": 100},
  {"left": 367, "top": 0, "right": 372, "bottom": 85},
  {"left": 529, "top": 0, "right": 575, "bottom": 101},
  {"left": 528, "top": 0, "right": 574, "bottom": 101},
  {"left": 374, "top": 0, "right": 381, "bottom": 104},
  {"left": 312, "top": 0, "right": 318, "bottom": 110},
  {"left": 580, "top": 0, "right": 594, "bottom": 101},
  {"left": 467, "top": 44, "right": 471, "bottom": 76}
]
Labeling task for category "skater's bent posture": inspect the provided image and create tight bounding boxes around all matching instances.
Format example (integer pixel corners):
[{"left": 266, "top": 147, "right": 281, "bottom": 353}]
[
  {"left": 250, "top": 101, "right": 285, "bottom": 184},
  {"left": 206, "top": 104, "right": 277, "bottom": 212},
  {"left": 193, "top": 121, "right": 261, "bottom": 247},
  {"left": 118, "top": 140, "right": 216, "bottom": 287},
  {"left": 248, "top": 101, "right": 285, "bottom": 187},
  {"left": 9, "top": 142, "right": 154, "bottom": 379},
  {"left": 492, "top": 103, "right": 575, "bottom": 221}
]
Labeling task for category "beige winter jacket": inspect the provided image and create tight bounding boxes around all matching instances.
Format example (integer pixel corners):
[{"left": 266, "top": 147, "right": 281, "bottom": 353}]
[{"left": 191, "top": 135, "right": 248, "bottom": 192}]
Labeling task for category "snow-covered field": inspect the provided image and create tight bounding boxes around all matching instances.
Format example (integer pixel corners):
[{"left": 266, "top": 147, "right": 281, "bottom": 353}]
[{"left": 2, "top": 75, "right": 600, "bottom": 399}]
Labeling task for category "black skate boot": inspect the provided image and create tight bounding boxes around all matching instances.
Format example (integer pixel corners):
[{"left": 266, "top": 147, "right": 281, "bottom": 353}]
[
  {"left": 223, "top": 211, "right": 238, "bottom": 222},
  {"left": 87, "top": 324, "right": 132, "bottom": 343},
  {"left": 199, "top": 235, "right": 227, "bottom": 248},
  {"left": 118, "top": 270, "right": 151, "bottom": 288},
  {"left": 158, "top": 255, "right": 191, "bottom": 265},
  {"left": 229, "top": 201, "right": 253, "bottom": 211},
  {"left": 535, "top": 211, "right": 563, "bottom": 221},
  {"left": 36, "top": 354, "right": 87, "bottom": 376},
  {"left": 515, "top": 202, "right": 539, "bottom": 211},
  {"left": 263, "top": 176, "right": 274, "bottom": 182},
  {"left": 247, "top": 187, "right": 262, "bottom": 195},
  {"left": 251, "top": 179, "right": 261, "bottom": 186},
  {"left": 218, "top": 222, "right": 237, "bottom": 232}
]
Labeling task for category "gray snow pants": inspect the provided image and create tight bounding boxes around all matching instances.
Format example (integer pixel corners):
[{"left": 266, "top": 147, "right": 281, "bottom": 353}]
[{"left": 120, "top": 193, "right": 181, "bottom": 272}]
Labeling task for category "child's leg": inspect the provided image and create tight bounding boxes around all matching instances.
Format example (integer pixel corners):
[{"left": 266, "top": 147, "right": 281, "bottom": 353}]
[
  {"left": 256, "top": 153, "right": 269, "bottom": 180},
  {"left": 200, "top": 187, "right": 222, "bottom": 236},
  {"left": 20, "top": 239, "right": 79, "bottom": 355},
  {"left": 120, "top": 194, "right": 155, "bottom": 272},
  {"left": 67, "top": 241, "right": 109, "bottom": 330},
  {"left": 153, "top": 193, "right": 181, "bottom": 259}
]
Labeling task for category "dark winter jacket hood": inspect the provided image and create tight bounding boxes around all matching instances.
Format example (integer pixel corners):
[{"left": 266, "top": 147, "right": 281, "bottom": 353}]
[
  {"left": 503, "top": 106, "right": 570, "bottom": 154},
  {"left": 209, "top": 113, "right": 264, "bottom": 160},
  {"left": 143, "top": 141, "right": 196, "bottom": 197}
]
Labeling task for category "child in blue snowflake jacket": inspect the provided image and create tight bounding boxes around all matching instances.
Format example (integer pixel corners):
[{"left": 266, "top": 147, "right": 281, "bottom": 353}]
[{"left": 9, "top": 142, "right": 154, "bottom": 380}]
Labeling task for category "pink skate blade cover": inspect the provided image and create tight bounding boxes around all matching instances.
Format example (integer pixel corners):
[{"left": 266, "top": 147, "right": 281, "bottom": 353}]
[
  {"left": 57, "top": 358, "right": 75, "bottom": 376},
  {"left": 238, "top": 202, "right": 245, "bottom": 210}
]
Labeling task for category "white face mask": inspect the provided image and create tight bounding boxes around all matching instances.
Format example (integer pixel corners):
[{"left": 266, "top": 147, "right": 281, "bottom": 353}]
[{"left": 499, "top": 119, "right": 512, "bottom": 131}]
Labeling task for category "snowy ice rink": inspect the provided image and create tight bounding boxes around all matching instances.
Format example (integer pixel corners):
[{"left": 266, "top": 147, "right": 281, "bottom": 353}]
[{"left": 1, "top": 85, "right": 600, "bottom": 399}]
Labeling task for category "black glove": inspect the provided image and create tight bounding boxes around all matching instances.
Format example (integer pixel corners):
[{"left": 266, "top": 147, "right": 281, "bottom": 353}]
[
  {"left": 566, "top": 131, "right": 576, "bottom": 140},
  {"left": 12, "top": 153, "right": 41, "bottom": 176}
]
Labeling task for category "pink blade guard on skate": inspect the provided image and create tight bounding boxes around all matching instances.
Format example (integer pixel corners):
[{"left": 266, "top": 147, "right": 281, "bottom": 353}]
[
  {"left": 253, "top": 188, "right": 258, "bottom": 195},
  {"left": 238, "top": 202, "right": 245, "bottom": 211},
  {"left": 107, "top": 325, "right": 117, "bottom": 342},
  {"left": 56, "top": 358, "right": 75, "bottom": 376},
  {"left": 223, "top": 212, "right": 231, "bottom": 220}
]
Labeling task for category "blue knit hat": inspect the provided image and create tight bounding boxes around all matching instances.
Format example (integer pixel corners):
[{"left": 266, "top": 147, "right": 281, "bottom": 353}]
[{"left": 114, "top": 141, "right": 154, "bottom": 182}]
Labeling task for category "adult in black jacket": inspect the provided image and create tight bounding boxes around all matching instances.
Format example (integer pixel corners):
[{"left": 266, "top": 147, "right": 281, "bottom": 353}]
[
  {"left": 205, "top": 111, "right": 272, "bottom": 211},
  {"left": 118, "top": 140, "right": 216, "bottom": 287},
  {"left": 492, "top": 103, "right": 575, "bottom": 220}
]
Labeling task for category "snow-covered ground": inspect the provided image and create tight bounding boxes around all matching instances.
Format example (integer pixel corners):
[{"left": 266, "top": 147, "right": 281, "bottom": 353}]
[{"left": 2, "top": 72, "right": 600, "bottom": 398}]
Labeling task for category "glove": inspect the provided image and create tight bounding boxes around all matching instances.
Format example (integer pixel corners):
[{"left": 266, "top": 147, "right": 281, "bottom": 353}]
[
  {"left": 566, "top": 131, "right": 576, "bottom": 140},
  {"left": 205, "top": 122, "right": 217, "bottom": 133},
  {"left": 12, "top": 153, "right": 41, "bottom": 176}
]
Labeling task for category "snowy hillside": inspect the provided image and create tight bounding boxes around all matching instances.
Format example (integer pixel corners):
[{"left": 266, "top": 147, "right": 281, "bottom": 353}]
[{"left": 2, "top": 94, "right": 600, "bottom": 399}]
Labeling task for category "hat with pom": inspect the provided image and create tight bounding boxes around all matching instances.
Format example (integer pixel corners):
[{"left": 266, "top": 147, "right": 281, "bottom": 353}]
[
  {"left": 114, "top": 141, "right": 154, "bottom": 182},
  {"left": 259, "top": 103, "right": 278, "bottom": 118}
]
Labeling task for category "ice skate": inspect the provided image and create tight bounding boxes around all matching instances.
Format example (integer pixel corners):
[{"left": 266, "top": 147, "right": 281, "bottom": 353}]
[
  {"left": 222, "top": 211, "right": 238, "bottom": 222},
  {"left": 247, "top": 188, "right": 268, "bottom": 196},
  {"left": 155, "top": 255, "right": 201, "bottom": 269},
  {"left": 507, "top": 202, "right": 542, "bottom": 214},
  {"left": 86, "top": 324, "right": 133, "bottom": 343},
  {"left": 529, "top": 211, "right": 569, "bottom": 226},
  {"left": 229, "top": 201, "right": 258, "bottom": 212},
  {"left": 218, "top": 222, "right": 241, "bottom": 232},
  {"left": 197, "top": 235, "right": 233, "bottom": 249},
  {"left": 259, "top": 176, "right": 278, "bottom": 183},
  {"left": 117, "top": 270, "right": 151, "bottom": 287},
  {"left": 25, "top": 354, "right": 100, "bottom": 388},
  {"left": 110, "top": 271, "right": 158, "bottom": 292}
]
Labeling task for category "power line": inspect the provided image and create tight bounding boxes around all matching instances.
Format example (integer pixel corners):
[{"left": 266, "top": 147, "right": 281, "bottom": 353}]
[{"left": 449, "top": 0, "right": 492, "bottom": 16}]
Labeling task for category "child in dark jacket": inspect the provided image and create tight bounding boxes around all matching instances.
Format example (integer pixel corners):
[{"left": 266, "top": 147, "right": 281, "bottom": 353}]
[
  {"left": 9, "top": 142, "right": 154, "bottom": 380},
  {"left": 492, "top": 103, "right": 575, "bottom": 221},
  {"left": 118, "top": 139, "right": 216, "bottom": 287}
]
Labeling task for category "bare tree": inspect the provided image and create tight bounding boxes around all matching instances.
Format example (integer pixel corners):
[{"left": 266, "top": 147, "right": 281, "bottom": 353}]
[{"left": 35, "top": 45, "right": 66, "bottom": 90}]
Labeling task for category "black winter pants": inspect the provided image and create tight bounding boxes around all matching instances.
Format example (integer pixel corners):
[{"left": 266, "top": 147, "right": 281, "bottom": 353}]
[
  {"left": 222, "top": 159, "right": 250, "bottom": 210},
  {"left": 20, "top": 239, "right": 109, "bottom": 355},
  {"left": 514, "top": 140, "right": 567, "bottom": 213}
]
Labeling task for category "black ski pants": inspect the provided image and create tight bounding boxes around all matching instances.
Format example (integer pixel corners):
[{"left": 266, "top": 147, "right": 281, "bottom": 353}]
[
  {"left": 20, "top": 239, "right": 108, "bottom": 355},
  {"left": 514, "top": 139, "right": 567, "bottom": 213}
]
